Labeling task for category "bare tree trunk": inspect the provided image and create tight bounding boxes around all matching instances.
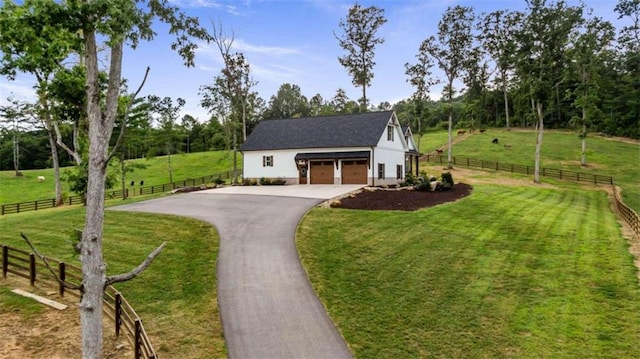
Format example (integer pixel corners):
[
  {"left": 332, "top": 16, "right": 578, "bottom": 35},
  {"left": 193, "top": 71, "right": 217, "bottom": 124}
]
[
  {"left": 242, "top": 98, "right": 247, "bottom": 142},
  {"left": 447, "top": 81, "right": 453, "bottom": 170},
  {"left": 233, "top": 122, "right": 238, "bottom": 184},
  {"left": 80, "top": 28, "right": 123, "bottom": 358},
  {"left": 534, "top": 101, "right": 544, "bottom": 184},
  {"left": 502, "top": 69, "right": 510, "bottom": 131},
  {"left": 581, "top": 122, "right": 587, "bottom": 167},
  {"left": 13, "top": 131, "right": 19, "bottom": 176},
  {"left": 38, "top": 92, "right": 63, "bottom": 206}
]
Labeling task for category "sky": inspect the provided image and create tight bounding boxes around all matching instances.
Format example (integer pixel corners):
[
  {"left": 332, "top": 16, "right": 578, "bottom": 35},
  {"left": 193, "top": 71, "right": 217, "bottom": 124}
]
[{"left": 0, "top": 0, "right": 627, "bottom": 123}]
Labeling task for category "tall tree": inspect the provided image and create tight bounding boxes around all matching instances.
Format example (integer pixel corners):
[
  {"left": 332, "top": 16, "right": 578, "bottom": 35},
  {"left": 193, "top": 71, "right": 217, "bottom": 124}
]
[
  {"left": 405, "top": 46, "right": 438, "bottom": 151},
  {"left": 480, "top": 10, "right": 524, "bottom": 130},
  {"left": 516, "top": 0, "right": 583, "bottom": 182},
  {"left": 1, "top": 1, "right": 210, "bottom": 357},
  {"left": 568, "top": 16, "right": 615, "bottom": 166},
  {"left": 614, "top": 0, "right": 640, "bottom": 138},
  {"left": 0, "top": 0, "right": 80, "bottom": 205},
  {"left": 264, "top": 83, "right": 310, "bottom": 119},
  {"left": 335, "top": 3, "right": 387, "bottom": 112},
  {"left": 204, "top": 24, "right": 257, "bottom": 183},
  {"left": 416, "top": 5, "right": 476, "bottom": 169}
]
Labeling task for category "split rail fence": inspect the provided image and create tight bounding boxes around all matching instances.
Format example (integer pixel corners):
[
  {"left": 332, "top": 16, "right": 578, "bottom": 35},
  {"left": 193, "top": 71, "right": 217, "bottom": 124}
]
[
  {"left": 2, "top": 244, "right": 156, "bottom": 359},
  {"left": 1, "top": 170, "right": 239, "bottom": 216}
]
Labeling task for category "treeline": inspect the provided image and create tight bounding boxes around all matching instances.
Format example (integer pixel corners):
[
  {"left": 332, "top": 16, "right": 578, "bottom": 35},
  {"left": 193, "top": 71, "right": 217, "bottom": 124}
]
[{"left": 1, "top": 0, "right": 638, "bottom": 173}]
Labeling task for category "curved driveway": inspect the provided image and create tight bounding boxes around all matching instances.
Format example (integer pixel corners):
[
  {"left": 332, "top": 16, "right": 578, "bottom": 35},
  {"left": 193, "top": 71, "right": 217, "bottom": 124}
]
[{"left": 111, "top": 185, "right": 359, "bottom": 358}]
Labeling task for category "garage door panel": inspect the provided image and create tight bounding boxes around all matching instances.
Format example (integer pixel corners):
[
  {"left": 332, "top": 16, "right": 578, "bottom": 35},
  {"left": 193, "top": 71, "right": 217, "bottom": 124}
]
[
  {"left": 310, "top": 161, "right": 334, "bottom": 184},
  {"left": 341, "top": 160, "right": 367, "bottom": 184}
]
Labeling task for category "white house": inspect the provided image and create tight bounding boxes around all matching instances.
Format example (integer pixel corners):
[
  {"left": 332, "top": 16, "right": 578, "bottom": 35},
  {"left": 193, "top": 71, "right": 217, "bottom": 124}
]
[{"left": 239, "top": 111, "right": 420, "bottom": 186}]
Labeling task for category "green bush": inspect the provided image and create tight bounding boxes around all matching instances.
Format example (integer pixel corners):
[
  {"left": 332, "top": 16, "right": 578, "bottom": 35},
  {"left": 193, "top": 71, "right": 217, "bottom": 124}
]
[{"left": 441, "top": 172, "right": 454, "bottom": 186}]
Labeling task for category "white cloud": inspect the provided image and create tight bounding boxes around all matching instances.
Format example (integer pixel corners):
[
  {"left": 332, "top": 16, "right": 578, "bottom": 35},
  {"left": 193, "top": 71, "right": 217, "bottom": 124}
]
[{"left": 233, "top": 38, "right": 302, "bottom": 56}]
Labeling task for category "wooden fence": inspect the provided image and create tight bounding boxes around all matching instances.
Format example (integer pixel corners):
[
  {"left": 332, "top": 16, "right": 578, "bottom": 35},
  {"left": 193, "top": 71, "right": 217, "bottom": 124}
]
[
  {"left": 1, "top": 244, "right": 156, "bottom": 359},
  {"left": 423, "top": 154, "right": 614, "bottom": 185},
  {"left": 613, "top": 187, "right": 640, "bottom": 238},
  {"left": 1, "top": 170, "right": 238, "bottom": 216}
]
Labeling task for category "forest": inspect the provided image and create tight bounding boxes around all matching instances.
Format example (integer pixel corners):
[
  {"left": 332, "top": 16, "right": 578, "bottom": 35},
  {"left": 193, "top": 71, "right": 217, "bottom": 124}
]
[{"left": 1, "top": 0, "right": 638, "bottom": 173}]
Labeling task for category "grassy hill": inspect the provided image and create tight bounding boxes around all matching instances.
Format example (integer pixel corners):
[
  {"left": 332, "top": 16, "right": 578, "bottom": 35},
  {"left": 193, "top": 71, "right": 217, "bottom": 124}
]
[
  {"left": 0, "top": 150, "right": 238, "bottom": 204},
  {"left": 298, "top": 177, "right": 640, "bottom": 358},
  {"left": 418, "top": 129, "right": 640, "bottom": 213}
]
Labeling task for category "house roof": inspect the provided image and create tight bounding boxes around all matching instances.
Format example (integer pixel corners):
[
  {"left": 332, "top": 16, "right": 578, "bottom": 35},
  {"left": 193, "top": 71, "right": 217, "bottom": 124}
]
[{"left": 240, "top": 111, "right": 395, "bottom": 151}]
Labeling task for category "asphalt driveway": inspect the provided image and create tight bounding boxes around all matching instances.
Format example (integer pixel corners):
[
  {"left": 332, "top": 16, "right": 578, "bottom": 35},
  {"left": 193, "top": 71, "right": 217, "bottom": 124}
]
[{"left": 111, "top": 185, "right": 359, "bottom": 358}]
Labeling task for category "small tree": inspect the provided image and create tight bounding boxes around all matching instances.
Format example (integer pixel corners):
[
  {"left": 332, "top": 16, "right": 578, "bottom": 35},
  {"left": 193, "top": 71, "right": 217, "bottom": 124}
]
[
  {"left": 149, "top": 95, "right": 186, "bottom": 184},
  {"left": 335, "top": 3, "right": 387, "bottom": 112}
]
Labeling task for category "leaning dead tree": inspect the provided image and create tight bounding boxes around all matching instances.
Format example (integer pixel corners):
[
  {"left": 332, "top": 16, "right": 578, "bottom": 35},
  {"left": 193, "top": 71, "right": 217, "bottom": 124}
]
[{"left": 21, "top": 232, "right": 166, "bottom": 291}]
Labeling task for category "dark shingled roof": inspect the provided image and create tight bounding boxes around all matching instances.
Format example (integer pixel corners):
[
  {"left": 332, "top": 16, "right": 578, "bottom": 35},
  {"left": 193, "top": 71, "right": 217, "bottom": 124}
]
[{"left": 240, "top": 111, "right": 395, "bottom": 151}]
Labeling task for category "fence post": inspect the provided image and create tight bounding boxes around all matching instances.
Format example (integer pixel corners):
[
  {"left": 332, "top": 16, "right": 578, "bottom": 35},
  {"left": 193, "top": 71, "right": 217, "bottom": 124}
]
[
  {"left": 35, "top": 200, "right": 38, "bottom": 211},
  {"left": 17, "top": 203, "right": 20, "bottom": 214},
  {"left": 29, "top": 254, "right": 36, "bottom": 286},
  {"left": 115, "top": 293, "right": 122, "bottom": 337},
  {"left": 135, "top": 319, "right": 142, "bottom": 359},
  {"left": 2, "top": 246, "right": 7, "bottom": 278},
  {"left": 59, "top": 262, "right": 66, "bottom": 297},
  {"left": 1, "top": 204, "right": 4, "bottom": 215}
]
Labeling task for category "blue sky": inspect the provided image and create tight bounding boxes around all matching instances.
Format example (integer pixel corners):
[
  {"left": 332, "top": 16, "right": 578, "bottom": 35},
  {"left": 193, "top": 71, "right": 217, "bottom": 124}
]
[{"left": 0, "top": 0, "right": 626, "bottom": 122}]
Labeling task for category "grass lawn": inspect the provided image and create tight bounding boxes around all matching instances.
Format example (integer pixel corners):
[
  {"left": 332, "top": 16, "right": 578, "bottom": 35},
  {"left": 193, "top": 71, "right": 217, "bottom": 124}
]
[
  {"left": 0, "top": 150, "right": 238, "bottom": 204},
  {"left": 0, "top": 200, "right": 225, "bottom": 358},
  {"left": 420, "top": 129, "right": 640, "bottom": 213},
  {"left": 297, "top": 184, "right": 640, "bottom": 358}
]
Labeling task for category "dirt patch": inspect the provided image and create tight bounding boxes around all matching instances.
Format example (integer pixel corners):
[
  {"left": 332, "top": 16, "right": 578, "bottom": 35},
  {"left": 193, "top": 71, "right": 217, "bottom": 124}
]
[
  {"left": 0, "top": 280, "right": 131, "bottom": 359},
  {"left": 330, "top": 183, "right": 473, "bottom": 211}
]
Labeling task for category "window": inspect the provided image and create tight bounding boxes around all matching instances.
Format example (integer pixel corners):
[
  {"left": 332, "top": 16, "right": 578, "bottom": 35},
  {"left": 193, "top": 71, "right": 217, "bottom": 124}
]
[
  {"left": 378, "top": 163, "right": 385, "bottom": 179},
  {"left": 262, "top": 155, "right": 273, "bottom": 167},
  {"left": 397, "top": 165, "right": 403, "bottom": 180},
  {"left": 387, "top": 125, "right": 394, "bottom": 141}
]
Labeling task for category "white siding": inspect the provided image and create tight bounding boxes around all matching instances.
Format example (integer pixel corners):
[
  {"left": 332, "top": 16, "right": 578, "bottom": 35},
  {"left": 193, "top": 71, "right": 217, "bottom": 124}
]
[
  {"left": 371, "top": 116, "right": 409, "bottom": 185},
  {"left": 242, "top": 112, "right": 410, "bottom": 186}
]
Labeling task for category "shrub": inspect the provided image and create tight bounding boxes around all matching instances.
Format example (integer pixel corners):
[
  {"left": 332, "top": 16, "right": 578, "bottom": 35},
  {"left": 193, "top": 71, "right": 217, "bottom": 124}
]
[
  {"left": 441, "top": 172, "right": 454, "bottom": 186},
  {"left": 259, "top": 177, "right": 271, "bottom": 185},
  {"left": 413, "top": 180, "right": 432, "bottom": 192},
  {"left": 214, "top": 177, "right": 224, "bottom": 185}
]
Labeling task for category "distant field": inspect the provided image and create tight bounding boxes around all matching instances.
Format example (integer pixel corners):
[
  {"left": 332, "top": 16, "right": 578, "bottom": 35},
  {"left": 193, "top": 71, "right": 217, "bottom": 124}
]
[
  {"left": 298, "top": 183, "right": 640, "bottom": 358},
  {"left": 419, "top": 129, "right": 640, "bottom": 213},
  {"left": 0, "top": 150, "right": 238, "bottom": 204}
]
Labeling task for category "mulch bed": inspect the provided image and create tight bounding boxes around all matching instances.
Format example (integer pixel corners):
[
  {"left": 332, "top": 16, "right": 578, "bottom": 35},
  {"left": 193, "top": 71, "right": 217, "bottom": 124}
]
[{"left": 331, "top": 183, "right": 473, "bottom": 211}]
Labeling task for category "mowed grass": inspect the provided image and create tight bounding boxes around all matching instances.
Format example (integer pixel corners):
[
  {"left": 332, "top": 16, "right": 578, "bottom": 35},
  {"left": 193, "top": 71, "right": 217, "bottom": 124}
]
[
  {"left": 0, "top": 150, "right": 237, "bottom": 204},
  {"left": 297, "top": 184, "right": 640, "bottom": 358},
  {"left": 0, "top": 203, "right": 225, "bottom": 358},
  {"left": 420, "top": 129, "right": 640, "bottom": 213}
]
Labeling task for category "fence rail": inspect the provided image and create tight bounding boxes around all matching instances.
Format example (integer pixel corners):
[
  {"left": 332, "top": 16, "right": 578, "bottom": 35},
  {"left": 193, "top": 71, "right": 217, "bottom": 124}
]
[
  {"left": 1, "top": 170, "right": 239, "bottom": 216},
  {"left": 423, "top": 154, "right": 614, "bottom": 185},
  {"left": 1, "top": 244, "right": 156, "bottom": 359},
  {"left": 613, "top": 187, "right": 640, "bottom": 238}
]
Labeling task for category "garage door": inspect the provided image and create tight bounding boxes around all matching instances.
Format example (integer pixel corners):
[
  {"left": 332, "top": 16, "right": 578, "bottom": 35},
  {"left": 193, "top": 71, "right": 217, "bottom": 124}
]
[
  {"left": 341, "top": 160, "right": 368, "bottom": 184},
  {"left": 310, "top": 161, "right": 334, "bottom": 184}
]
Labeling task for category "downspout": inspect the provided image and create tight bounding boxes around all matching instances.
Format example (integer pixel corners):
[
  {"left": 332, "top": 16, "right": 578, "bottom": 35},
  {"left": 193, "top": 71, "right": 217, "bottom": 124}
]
[{"left": 371, "top": 146, "right": 375, "bottom": 187}]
